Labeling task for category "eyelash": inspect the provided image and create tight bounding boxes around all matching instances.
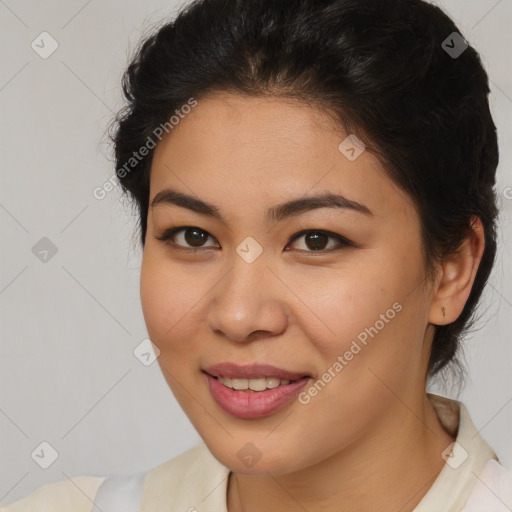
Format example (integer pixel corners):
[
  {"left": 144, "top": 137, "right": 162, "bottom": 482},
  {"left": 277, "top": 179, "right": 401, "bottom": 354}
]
[{"left": 155, "top": 226, "right": 354, "bottom": 254}]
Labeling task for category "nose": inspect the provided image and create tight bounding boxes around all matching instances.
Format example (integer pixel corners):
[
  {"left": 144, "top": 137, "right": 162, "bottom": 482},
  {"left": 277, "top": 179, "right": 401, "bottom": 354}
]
[{"left": 206, "top": 252, "right": 288, "bottom": 344}]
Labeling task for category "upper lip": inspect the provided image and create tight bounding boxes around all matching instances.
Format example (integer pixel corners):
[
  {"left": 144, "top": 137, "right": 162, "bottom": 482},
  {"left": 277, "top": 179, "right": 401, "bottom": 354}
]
[{"left": 203, "top": 363, "right": 311, "bottom": 380}]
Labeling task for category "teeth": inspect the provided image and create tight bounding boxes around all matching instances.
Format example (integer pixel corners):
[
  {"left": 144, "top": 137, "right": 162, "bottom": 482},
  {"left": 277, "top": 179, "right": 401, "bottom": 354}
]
[
  {"left": 232, "top": 378, "right": 248, "bottom": 390},
  {"left": 218, "top": 376, "right": 294, "bottom": 391}
]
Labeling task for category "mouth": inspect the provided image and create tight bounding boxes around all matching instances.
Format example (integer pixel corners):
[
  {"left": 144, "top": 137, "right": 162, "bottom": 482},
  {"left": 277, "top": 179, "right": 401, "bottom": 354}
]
[{"left": 202, "top": 363, "right": 312, "bottom": 418}]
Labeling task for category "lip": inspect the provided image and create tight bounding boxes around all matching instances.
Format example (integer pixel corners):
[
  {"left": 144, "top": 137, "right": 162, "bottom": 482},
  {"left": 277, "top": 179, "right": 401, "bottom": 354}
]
[
  {"left": 203, "top": 362, "right": 311, "bottom": 381},
  {"left": 204, "top": 372, "right": 311, "bottom": 419}
]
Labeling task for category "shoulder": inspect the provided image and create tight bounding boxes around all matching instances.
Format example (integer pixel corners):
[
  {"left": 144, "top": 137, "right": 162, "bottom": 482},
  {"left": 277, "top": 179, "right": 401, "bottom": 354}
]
[
  {"left": 462, "top": 459, "right": 512, "bottom": 511},
  {"left": 0, "top": 475, "right": 105, "bottom": 512},
  {"left": 1, "top": 443, "right": 230, "bottom": 512}
]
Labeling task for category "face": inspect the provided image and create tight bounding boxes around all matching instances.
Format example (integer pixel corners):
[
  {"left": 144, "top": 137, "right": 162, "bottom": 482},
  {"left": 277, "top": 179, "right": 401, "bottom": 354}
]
[{"left": 140, "top": 92, "right": 436, "bottom": 475}]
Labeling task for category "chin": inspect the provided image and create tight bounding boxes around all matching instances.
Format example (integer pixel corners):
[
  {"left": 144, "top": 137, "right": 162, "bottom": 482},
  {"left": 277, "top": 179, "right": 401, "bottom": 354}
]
[{"left": 202, "top": 435, "right": 309, "bottom": 476}]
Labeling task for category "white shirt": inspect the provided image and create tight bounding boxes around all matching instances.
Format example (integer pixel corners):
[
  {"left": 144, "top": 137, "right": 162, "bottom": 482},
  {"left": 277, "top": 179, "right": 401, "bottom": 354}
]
[{"left": 2, "top": 393, "right": 511, "bottom": 511}]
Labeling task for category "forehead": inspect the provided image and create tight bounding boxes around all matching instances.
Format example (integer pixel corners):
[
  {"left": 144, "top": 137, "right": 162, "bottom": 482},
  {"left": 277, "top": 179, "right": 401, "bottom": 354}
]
[
  {"left": 155, "top": 93, "right": 341, "bottom": 163},
  {"left": 149, "top": 93, "right": 416, "bottom": 221}
]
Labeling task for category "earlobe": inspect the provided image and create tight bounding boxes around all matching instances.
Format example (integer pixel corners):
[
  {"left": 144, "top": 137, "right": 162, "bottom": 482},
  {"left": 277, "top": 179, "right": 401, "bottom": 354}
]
[{"left": 428, "top": 216, "right": 485, "bottom": 326}]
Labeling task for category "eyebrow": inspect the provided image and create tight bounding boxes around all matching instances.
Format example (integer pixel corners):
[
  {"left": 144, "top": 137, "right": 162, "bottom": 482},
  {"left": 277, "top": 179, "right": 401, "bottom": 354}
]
[{"left": 150, "top": 187, "right": 374, "bottom": 223}]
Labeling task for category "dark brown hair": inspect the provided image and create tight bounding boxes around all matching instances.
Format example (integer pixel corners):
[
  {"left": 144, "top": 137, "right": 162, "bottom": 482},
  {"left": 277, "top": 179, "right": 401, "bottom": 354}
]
[{"left": 108, "top": 0, "right": 499, "bottom": 382}]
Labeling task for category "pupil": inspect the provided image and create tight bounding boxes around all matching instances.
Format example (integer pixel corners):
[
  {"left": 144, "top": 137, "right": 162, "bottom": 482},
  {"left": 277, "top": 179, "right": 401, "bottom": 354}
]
[
  {"left": 306, "top": 232, "right": 327, "bottom": 250},
  {"left": 185, "top": 228, "right": 207, "bottom": 247}
]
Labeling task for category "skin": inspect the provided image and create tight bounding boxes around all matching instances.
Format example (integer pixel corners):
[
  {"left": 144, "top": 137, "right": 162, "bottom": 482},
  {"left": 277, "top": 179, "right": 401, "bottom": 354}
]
[{"left": 139, "top": 92, "right": 485, "bottom": 511}]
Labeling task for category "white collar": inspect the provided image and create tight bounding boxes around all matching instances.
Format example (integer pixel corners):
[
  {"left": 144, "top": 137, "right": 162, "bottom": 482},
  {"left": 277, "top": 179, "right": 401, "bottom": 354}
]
[{"left": 413, "top": 393, "right": 497, "bottom": 511}]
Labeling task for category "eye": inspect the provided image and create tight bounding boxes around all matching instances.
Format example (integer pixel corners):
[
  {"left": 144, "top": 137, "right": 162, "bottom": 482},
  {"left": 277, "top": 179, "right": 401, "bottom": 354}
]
[
  {"left": 155, "top": 226, "right": 219, "bottom": 251},
  {"left": 156, "top": 226, "right": 354, "bottom": 254},
  {"left": 286, "top": 229, "right": 353, "bottom": 253}
]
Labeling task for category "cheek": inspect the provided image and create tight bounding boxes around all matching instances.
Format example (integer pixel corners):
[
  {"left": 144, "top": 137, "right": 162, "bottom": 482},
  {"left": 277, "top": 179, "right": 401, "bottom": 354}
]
[
  {"left": 294, "top": 264, "right": 399, "bottom": 354},
  {"left": 296, "top": 247, "right": 425, "bottom": 384},
  {"left": 288, "top": 268, "right": 426, "bottom": 450},
  {"left": 139, "top": 255, "right": 173, "bottom": 340},
  {"left": 139, "top": 252, "right": 202, "bottom": 354},
  {"left": 139, "top": 253, "right": 208, "bottom": 411}
]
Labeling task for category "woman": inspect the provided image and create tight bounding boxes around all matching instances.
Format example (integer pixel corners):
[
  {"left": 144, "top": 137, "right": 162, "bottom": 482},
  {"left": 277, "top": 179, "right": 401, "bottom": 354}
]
[{"left": 3, "top": 0, "right": 511, "bottom": 510}]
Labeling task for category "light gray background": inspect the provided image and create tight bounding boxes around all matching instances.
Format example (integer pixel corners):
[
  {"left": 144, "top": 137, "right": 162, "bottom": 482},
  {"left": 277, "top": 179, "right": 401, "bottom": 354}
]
[{"left": 0, "top": 0, "right": 511, "bottom": 505}]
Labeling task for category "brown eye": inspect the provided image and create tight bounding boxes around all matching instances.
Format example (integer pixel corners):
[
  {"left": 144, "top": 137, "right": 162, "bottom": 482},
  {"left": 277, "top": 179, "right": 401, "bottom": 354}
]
[
  {"left": 156, "top": 226, "right": 219, "bottom": 250},
  {"left": 156, "top": 226, "right": 353, "bottom": 254},
  {"left": 182, "top": 228, "right": 210, "bottom": 247},
  {"left": 302, "top": 232, "right": 329, "bottom": 251},
  {"left": 286, "top": 230, "right": 353, "bottom": 253}
]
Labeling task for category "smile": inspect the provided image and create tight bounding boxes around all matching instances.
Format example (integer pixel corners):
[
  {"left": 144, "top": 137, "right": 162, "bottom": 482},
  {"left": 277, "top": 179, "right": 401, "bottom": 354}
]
[{"left": 215, "top": 375, "right": 296, "bottom": 392}]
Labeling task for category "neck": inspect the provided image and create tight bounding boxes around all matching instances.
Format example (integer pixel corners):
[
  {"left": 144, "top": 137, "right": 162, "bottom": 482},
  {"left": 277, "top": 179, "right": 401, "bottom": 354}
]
[{"left": 227, "top": 394, "right": 455, "bottom": 512}]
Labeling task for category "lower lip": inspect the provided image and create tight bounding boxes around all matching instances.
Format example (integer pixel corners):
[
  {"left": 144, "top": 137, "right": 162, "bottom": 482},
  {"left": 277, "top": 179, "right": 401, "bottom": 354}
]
[{"left": 204, "top": 373, "right": 310, "bottom": 419}]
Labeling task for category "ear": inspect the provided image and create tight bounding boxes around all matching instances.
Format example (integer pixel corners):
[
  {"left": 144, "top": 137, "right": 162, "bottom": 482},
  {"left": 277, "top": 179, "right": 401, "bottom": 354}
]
[{"left": 428, "top": 216, "right": 486, "bottom": 326}]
